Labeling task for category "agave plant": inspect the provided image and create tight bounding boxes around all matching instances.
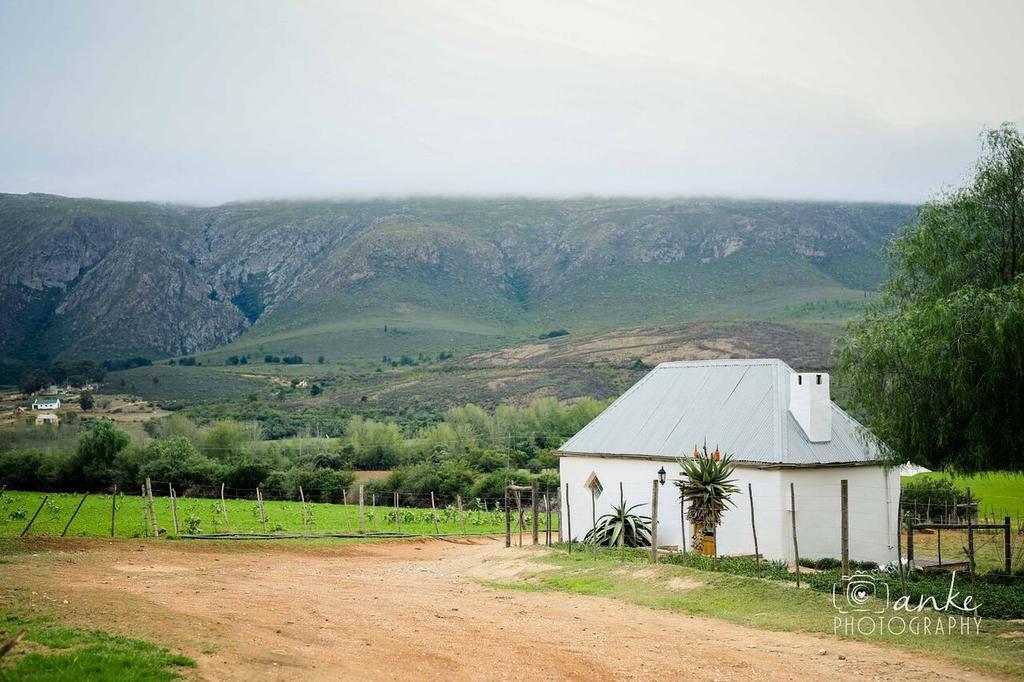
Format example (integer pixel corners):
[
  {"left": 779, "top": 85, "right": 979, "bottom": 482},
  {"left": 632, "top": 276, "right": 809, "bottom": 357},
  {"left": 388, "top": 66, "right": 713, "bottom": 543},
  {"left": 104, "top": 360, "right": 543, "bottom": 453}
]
[
  {"left": 675, "top": 442, "right": 739, "bottom": 552},
  {"left": 583, "top": 501, "right": 652, "bottom": 547}
]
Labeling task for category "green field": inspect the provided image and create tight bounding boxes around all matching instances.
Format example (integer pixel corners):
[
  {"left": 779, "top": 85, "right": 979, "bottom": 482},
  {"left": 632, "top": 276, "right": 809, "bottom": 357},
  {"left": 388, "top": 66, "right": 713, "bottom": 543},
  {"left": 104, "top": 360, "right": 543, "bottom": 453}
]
[
  {"left": 0, "top": 490, "right": 528, "bottom": 538},
  {"left": 904, "top": 471, "right": 1024, "bottom": 520}
]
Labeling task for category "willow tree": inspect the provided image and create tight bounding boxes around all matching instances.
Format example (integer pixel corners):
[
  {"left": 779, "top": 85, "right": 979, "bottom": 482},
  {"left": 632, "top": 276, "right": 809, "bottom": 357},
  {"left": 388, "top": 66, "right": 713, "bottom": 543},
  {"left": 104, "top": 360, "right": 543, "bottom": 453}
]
[{"left": 838, "top": 123, "right": 1024, "bottom": 472}]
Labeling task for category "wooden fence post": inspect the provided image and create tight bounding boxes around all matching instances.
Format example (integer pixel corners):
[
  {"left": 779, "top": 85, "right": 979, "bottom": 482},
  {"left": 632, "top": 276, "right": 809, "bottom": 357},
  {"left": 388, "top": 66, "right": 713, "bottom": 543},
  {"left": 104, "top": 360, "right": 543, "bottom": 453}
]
[
  {"left": 680, "top": 487, "right": 688, "bottom": 562},
  {"left": 1004, "top": 516, "right": 1012, "bottom": 575},
  {"left": 564, "top": 484, "right": 572, "bottom": 552},
  {"left": 896, "top": 495, "right": 907, "bottom": 596},
  {"left": 343, "top": 489, "right": 347, "bottom": 506},
  {"left": 591, "top": 488, "right": 597, "bottom": 560},
  {"left": 650, "top": 480, "right": 659, "bottom": 564},
  {"left": 358, "top": 485, "right": 365, "bottom": 534},
  {"left": 220, "top": 483, "right": 229, "bottom": 528},
  {"left": 256, "top": 487, "right": 267, "bottom": 533},
  {"left": 394, "top": 492, "right": 401, "bottom": 533},
  {"left": 430, "top": 491, "right": 440, "bottom": 535},
  {"left": 145, "top": 477, "right": 158, "bottom": 536},
  {"left": 966, "top": 488, "right": 977, "bottom": 613},
  {"left": 62, "top": 494, "right": 89, "bottom": 537},
  {"left": 748, "top": 482, "right": 760, "bottom": 578},
  {"left": 545, "top": 492, "right": 551, "bottom": 546},
  {"left": 840, "top": 479, "right": 849, "bottom": 591},
  {"left": 457, "top": 494, "right": 466, "bottom": 534},
  {"left": 371, "top": 493, "right": 377, "bottom": 532},
  {"left": 790, "top": 482, "right": 800, "bottom": 588},
  {"left": 516, "top": 490, "right": 523, "bottom": 547},
  {"left": 141, "top": 485, "right": 149, "bottom": 537},
  {"left": 504, "top": 485, "right": 511, "bottom": 548},
  {"left": 20, "top": 495, "right": 48, "bottom": 536},
  {"left": 618, "top": 481, "right": 625, "bottom": 562},
  {"left": 531, "top": 480, "right": 539, "bottom": 545},
  {"left": 169, "top": 486, "right": 180, "bottom": 536},
  {"left": 907, "top": 519, "right": 915, "bottom": 563},
  {"left": 299, "top": 486, "right": 309, "bottom": 532},
  {"left": 110, "top": 484, "right": 117, "bottom": 538}
]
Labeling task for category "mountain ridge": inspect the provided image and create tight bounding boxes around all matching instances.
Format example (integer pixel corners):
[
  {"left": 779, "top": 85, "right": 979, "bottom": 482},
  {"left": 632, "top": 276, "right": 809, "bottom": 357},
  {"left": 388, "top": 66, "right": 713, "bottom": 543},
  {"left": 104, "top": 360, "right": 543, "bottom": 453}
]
[{"left": 0, "top": 193, "right": 917, "bottom": 368}]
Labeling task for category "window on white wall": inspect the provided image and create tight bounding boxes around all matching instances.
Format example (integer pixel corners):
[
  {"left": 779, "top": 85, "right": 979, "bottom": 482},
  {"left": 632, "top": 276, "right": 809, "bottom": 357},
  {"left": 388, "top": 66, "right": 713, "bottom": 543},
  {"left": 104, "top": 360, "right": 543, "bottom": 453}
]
[{"left": 584, "top": 472, "right": 603, "bottom": 498}]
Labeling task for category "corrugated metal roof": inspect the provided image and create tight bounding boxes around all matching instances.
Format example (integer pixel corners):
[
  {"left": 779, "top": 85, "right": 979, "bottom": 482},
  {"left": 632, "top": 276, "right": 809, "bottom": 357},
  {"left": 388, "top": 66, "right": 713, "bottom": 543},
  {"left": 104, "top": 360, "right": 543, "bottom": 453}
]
[{"left": 559, "top": 358, "right": 882, "bottom": 465}]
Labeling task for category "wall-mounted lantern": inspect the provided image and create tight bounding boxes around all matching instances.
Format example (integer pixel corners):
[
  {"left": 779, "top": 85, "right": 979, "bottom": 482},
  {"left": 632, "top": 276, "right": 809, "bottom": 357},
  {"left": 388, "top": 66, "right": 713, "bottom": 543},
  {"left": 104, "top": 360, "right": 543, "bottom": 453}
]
[{"left": 657, "top": 466, "right": 667, "bottom": 486}]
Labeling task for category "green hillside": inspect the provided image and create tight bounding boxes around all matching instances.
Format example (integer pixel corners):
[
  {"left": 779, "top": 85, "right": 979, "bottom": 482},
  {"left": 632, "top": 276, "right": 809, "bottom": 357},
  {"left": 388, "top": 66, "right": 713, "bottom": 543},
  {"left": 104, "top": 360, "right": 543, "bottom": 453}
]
[{"left": 0, "top": 195, "right": 916, "bottom": 386}]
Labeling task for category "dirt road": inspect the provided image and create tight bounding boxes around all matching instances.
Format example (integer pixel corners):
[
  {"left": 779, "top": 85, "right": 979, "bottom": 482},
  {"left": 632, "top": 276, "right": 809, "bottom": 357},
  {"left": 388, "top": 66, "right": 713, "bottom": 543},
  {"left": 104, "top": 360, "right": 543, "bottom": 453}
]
[{"left": 1, "top": 538, "right": 999, "bottom": 680}]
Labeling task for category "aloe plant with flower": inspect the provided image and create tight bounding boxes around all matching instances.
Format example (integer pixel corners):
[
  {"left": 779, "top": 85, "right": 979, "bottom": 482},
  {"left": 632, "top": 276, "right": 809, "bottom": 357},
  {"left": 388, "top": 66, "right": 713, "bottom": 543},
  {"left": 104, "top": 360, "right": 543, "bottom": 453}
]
[{"left": 675, "top": 442, "right": 739, "bottom": 552}]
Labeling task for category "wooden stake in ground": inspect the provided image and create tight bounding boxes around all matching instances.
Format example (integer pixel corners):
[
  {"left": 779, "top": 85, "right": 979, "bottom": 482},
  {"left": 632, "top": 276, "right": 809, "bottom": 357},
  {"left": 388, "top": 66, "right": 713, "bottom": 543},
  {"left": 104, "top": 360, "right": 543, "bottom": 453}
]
[
  {"left": 299, "top": 485, "right": 309, "bottom": 531},
  {"left": 343, "top": 489, "right": 347, "bottom": 506},
  {"left": 515, "top": 490, "right": 523, "bottom": 547},
  {"left": 966, "top": 488, "right": 977, "bottom": 612},
  {"left": 545, "top": 492, "right": 551, "bottom": 546},
  {"left": 358, "top": 485, "right": 365, "bottom": 534},
  {"left": 896, "top": 495, "right": 907, "bottom": 597},
  {"left": 141, "top": 485, "right": 149, "bottom": 537},
  {"left": 457, "top": 494, "right": 466, "bottom": 534},
  {"left": 145, "top": 477, "right": 158, "bottom": 536},
  {"left": 110, "top": 484, "right": 117, "bottom": 538},
  {"left": 20, "top": 495, "right": 48, "bottom": 537},
  {"left": 789, "top": 482, "right": 800, "bottom": 588},
  {"left": 220, "top": 483, "right": 229, "bottom": 528},
  {"left": 531, "top": 480, "right": 539, "bottom": 545},
  {"left": 591, "top": 488, "right": 597, "bottom": 560},
  {"left": 430, "top": 491, "right": 440, "bottom": 535},
  {"left": 504, "top": 485, "right": 511, "bottom": 548},
  {"left": 679, "top": 483, "right": 688, "bottom": 563},
  {"left": 394, "top": 492, "right": 401, "bottom": 533},
  {"left": 650, "top": 480, "right": 659, "bottom": 564},
  {"left": 564, "top": 483, "right": 571, "bottom": 554},
  {"left": 169, "top": 486, "right": 180, "bottom": 536},
  {"left": 256, "top": 487, "right": 267, "bottom": 534},
  {"left": 619, "top": 481, "right": 625, "bottom": 562},
  {"left": 371, "top": 493, "right": 377, "bottom": 532},
  {"left": 1004, "top": 516, "right": 1012, "bottom": 576},
  {"left": 748, "top": 482, "right": 760, "bottom": 578},
  {"left": 0, "top": 629, "right": 27, "bottom": 661},
  {"left": 60, "top": 492, "right": 89, "bottom": 537},
  {"left": 840, "top": 479, "right": 849, "bottom": 591}
]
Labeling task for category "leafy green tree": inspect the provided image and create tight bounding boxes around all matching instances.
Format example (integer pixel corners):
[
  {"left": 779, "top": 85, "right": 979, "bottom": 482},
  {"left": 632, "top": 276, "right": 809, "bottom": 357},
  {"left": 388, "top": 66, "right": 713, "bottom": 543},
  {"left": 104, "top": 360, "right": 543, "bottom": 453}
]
[
  {"left": 838, "top": 124, "right": 1024, "bottom": 472},
  {"left": 201, "top": 420, "right": 248, "bottom": 462},
  {"left": 72, "top": 419, "right": 130, "bottom": 487},
  {"left": 139, "top": 437, "right": 222, "bottom": 490},
  {"left": 79, "top": 391, "right": 94, "bottom": 411},
  {"left": 19, "top": 368, "right": 49, "bottom": 395}
]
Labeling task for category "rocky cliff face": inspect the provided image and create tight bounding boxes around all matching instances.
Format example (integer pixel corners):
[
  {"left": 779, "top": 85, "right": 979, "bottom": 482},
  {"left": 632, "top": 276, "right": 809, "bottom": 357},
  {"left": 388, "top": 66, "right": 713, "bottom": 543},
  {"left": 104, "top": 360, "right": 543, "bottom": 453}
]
[{"left": 0, "top": 194, "right": 916, "bottom": 363}]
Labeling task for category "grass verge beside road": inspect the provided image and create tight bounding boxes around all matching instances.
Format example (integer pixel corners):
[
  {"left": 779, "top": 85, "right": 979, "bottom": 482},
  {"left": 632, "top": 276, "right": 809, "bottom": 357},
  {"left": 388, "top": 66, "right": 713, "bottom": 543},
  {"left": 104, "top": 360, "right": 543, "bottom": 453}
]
[{"left": 485, "top": 547, "right": 1024, "bottom": 679}]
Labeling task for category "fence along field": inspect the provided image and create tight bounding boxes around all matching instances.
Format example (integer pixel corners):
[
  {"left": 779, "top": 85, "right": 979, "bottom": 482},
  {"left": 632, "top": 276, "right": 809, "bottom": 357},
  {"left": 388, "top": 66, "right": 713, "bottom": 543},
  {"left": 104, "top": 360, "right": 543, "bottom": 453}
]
[{"left": 0, "top": 485, "right": 557, "bottom": 539}]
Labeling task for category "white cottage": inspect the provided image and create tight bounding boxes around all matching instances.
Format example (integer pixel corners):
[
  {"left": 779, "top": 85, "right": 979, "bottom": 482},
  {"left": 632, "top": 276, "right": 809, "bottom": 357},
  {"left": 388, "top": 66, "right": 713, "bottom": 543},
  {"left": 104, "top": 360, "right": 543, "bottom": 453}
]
[
  {"left": 31, "top": 396, "right": 61, "bottom": 410},
  {"left": 558, "top": 359, "right": 900, "bottom": 565}
]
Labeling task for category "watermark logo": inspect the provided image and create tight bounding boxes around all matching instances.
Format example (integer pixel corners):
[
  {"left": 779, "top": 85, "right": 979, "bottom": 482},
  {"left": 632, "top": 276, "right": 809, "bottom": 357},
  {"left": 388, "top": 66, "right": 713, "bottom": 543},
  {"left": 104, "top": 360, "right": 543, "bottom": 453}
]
[
  {"left": 831, "top": 571, "right": 982, "bottom": 636},
  {"left": 832, "top": 572, "right": 888, "bottom": 614}
]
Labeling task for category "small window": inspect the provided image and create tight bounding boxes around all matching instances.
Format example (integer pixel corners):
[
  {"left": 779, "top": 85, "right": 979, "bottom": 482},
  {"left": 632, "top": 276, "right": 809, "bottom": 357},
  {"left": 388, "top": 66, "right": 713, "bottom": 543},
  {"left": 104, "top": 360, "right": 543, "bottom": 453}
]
[{"left": 584, "top": 472, "right": 603, "bottom": 498}]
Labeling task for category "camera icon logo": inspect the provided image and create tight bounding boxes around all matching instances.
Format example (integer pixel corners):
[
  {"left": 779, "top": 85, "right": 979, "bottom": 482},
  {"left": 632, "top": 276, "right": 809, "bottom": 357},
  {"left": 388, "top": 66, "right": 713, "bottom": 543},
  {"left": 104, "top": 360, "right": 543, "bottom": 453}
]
[{"left": 832, "top": 573, "right": 889, "bottom": 614}]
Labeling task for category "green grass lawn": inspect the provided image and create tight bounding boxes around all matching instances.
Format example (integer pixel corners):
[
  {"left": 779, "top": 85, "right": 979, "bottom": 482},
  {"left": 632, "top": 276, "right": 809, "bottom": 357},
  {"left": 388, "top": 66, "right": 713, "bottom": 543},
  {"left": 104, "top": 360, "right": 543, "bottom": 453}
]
[
  {"left": 0, "top": 489, "right": 523, "bottom": 538},
  {"left": 488, "top": 547, "right": 1024, "bottom": 679},
  {"left": 904, "top": 471, "right": 1024, "bottom": 521},
  {"left": 0, "top": 598, "right": 194, "bottom": 680}
]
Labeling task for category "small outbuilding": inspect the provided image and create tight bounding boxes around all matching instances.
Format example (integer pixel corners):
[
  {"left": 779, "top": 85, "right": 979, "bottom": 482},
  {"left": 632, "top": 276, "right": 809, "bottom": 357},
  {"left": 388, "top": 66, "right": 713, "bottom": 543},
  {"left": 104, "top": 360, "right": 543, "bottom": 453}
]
[
  {"left": 558, "top": 359, "right": 899, "bottom": 565},
  {"left": 31, "top": 396, "right": 61, "bottom": 410},
  {"left": 35, "top": 413, "right": 60, "bottom": 426}
]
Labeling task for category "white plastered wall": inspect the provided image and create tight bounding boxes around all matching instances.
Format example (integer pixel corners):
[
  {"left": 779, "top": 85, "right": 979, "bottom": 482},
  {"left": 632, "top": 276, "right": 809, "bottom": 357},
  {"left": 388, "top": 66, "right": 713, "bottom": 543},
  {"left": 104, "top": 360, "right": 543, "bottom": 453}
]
[{"left": 559, "top": 455, "right": 900, "bottom": 565}]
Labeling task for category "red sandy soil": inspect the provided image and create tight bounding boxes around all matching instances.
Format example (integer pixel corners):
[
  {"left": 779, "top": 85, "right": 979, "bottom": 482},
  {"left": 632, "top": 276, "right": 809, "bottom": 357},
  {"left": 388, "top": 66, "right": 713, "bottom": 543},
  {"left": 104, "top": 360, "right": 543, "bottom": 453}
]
[{"left": 0, "top": 538, "right": 1000, "bottom": 681}]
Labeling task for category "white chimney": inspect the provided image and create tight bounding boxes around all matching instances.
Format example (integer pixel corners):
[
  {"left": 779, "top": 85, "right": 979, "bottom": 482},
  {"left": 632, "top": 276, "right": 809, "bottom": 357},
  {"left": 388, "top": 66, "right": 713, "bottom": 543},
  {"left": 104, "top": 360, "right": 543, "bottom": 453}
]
[{"left": 789, "top": 372, "right": 832, "bottom": 442}]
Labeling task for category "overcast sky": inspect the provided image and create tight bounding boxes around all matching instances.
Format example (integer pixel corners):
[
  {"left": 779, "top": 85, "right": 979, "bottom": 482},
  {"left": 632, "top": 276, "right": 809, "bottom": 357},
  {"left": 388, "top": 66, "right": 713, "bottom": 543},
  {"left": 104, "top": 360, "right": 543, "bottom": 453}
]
[{"left": 1, "top": 0, "right": 1021, "bottom": 205}]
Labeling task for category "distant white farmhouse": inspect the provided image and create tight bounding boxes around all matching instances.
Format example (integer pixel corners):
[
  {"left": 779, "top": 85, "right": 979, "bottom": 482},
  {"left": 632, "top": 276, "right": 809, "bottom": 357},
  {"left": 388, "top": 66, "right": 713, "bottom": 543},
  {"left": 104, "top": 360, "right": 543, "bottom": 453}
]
[
  {"left": 31, "top": 396, "right": 61, "bottom": 410},
  {"left": 558, "top": 359, "right": 900, "bottom": 565}
]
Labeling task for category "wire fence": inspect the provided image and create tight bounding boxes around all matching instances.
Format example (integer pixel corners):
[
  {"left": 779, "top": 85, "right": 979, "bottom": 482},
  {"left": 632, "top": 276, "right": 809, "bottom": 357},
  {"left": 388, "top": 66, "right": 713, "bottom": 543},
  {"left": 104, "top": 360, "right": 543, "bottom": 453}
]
[{"left": 0, "top": 482, "right": 562, "bottom": 541}]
